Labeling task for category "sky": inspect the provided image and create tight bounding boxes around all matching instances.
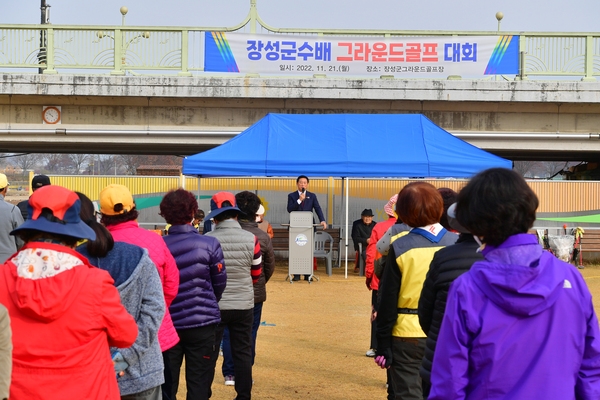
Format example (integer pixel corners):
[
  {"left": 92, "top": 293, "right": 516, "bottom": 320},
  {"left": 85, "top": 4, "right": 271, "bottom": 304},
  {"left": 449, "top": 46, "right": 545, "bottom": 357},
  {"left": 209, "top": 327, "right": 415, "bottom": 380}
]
[{"left": 2, "top": 0, "right": 600, "bottom": 32}]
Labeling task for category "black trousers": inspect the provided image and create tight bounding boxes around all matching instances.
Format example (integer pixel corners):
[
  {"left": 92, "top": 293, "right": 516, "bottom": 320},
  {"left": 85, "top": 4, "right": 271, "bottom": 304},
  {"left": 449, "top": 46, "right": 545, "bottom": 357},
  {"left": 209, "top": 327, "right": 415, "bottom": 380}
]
[
  {"left": 370, "top": 290, "right": 378, "bottom": 350},
  {"left": 167, "top": 324, "right": 219, "bottom": 400},
  {"left": 390, "top": 337, "right": 426, "bottom": 400},
  {"left": 162, "top": 351, "right": 172, "bottom": 400},
  {"left": 214, "top": 308, "right": 254, "bottom": 400}
]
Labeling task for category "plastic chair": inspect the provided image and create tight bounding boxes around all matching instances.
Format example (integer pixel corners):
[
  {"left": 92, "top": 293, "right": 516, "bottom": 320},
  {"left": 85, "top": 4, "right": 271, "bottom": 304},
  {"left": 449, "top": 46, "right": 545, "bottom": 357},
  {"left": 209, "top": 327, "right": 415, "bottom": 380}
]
[{"left": 314, "top": 231, "right": 334, "bottom": 276}]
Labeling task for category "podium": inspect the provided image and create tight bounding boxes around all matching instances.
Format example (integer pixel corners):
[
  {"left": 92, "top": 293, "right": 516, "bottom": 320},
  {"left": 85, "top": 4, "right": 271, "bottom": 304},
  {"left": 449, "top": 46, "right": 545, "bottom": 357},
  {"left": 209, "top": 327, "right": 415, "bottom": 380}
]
[{"left": 288, "top": 211, "right": 318, "bottom": 283}]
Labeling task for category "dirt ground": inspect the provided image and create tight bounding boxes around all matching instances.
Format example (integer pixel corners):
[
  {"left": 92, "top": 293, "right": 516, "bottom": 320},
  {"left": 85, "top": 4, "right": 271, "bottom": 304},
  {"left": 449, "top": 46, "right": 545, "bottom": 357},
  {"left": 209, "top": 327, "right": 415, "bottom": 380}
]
[
  {"left": 176, "top": 260, "right": 385, "bottom": 400},
  {"left": 172, "top": 259, "right": 600, "bottom": 400}
]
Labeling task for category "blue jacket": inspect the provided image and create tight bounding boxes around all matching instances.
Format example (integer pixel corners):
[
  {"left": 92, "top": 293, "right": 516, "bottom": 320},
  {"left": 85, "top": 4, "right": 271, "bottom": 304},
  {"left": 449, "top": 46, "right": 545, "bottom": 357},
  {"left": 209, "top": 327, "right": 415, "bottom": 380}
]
[
  {"left": 77, "top": 242, "right": 166, "bottom": 396},
  {"left": 163, "top": 224, "right": 226, "bottom": 329},
  {"left": 287, "top": 190, "right": 325, "bottom": 223},
  {"left": 429, "top": 234, "right": 600, "bottom": 400}
]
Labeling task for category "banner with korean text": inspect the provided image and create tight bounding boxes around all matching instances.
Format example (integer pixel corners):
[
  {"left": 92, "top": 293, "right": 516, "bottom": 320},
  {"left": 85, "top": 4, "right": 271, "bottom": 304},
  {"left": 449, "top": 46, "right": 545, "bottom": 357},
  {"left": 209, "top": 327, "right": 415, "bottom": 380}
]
[{"left": 204, "top": 32, "right": 519, "bottom": 78}]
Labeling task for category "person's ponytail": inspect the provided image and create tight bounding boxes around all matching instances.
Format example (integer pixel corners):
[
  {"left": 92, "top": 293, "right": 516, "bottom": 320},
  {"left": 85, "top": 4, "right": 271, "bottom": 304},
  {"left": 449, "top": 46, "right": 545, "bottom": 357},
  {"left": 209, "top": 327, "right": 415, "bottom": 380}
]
[{"left": 76, "top": 192, "right": 114, "bottom": 257}]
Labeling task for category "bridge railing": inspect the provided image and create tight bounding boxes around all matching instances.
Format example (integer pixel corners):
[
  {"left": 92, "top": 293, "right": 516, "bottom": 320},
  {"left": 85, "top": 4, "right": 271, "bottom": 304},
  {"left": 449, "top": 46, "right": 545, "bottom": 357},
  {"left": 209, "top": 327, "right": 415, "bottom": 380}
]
[{"left": 1, "top": 3, "right": 599, "bottom": 80}]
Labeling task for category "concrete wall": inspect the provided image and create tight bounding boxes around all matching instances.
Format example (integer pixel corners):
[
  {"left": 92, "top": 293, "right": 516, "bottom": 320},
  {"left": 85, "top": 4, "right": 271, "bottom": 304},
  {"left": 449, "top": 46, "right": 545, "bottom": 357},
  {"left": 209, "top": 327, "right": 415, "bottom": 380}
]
[{"left": 0, "top": 74, "right": 599, "bottom": 158}]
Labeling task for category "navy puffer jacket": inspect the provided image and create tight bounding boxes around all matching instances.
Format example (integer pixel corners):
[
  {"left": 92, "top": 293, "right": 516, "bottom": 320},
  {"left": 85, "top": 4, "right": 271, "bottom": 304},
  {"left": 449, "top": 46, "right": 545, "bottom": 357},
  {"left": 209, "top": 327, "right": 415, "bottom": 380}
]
[{"left": 164, "top": 224, "right": 227, "bottom": 329}]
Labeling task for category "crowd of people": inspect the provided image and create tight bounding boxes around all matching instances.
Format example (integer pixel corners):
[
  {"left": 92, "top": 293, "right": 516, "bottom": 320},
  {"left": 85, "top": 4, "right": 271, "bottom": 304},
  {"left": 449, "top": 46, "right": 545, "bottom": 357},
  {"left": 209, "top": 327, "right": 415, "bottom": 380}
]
[
  {"left": 1, "top": 168, "right": 600, "bottom": 400},
  {"left": 365, "top": 168, "right": 600, "bottom": 399},
  {"left": 0, "top": 174, "right": 275, "bottom": 400}
]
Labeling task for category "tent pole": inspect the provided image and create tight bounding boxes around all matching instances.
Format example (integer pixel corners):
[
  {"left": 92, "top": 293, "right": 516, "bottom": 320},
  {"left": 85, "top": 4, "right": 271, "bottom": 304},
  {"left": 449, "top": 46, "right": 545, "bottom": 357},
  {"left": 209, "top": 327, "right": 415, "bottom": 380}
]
[
  {"left": 344, "top": 177, "right": 349, "bottom": 279},
  {"left": 340, "top": 177, "right": 345, "bottom": 269},
  {"left": 197, "top": 177, "right": 201, "bottom": 208}
]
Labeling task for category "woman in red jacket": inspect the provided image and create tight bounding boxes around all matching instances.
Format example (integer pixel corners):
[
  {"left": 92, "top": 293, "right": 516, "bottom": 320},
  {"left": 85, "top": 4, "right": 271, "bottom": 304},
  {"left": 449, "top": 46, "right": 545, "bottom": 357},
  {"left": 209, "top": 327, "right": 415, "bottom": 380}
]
[{"left": 0, "top": 185, "right": 138, "bottom": 400}]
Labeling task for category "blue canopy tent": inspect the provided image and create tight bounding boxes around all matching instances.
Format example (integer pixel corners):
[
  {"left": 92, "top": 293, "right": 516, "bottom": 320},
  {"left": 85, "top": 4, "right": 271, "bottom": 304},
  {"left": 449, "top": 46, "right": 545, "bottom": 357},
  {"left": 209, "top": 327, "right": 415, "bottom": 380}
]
[
  {"left": 183, "top": 113, "right": 511, "bottom": 276},
  {"left": 183, "top": 113, "right": 510, "bottom": 178}
]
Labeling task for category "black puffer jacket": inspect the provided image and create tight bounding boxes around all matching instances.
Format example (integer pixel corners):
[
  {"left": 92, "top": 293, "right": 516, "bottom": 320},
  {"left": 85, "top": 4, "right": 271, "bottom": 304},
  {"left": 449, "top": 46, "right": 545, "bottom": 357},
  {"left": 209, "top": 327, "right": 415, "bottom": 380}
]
[
  {"left": 239, "top": 220, "right": 275, "bottom": 304},
  {"left": 418, "top": 234, "right": 484, "bottom": 384}
]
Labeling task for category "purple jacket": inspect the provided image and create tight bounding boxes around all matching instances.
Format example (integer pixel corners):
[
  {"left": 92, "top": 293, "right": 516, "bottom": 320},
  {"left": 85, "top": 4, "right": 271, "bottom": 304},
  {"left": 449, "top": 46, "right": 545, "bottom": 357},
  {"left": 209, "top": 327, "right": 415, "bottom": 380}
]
[
  {"left": 430, "top": 233, "right": 600, "bottom": 400},
  {"left": 163, "top": 224, "right": 226, "bottom": 330}
]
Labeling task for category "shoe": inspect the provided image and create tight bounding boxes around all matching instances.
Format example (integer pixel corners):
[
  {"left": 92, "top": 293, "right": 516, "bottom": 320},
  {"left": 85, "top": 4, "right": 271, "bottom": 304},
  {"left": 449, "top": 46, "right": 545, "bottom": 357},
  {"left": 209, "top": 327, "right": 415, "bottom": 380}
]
[
  {"left": 304, "top": 276, "right": 310, "bottom": 281},
  {"left": 366, "top": 349, "right": 376, "bottom": 357},
  {"left": 292, "top": 275, "right": 300, "bottom": 281},
  {"left": 224, "top": 375, "right": 235, "bottom": 386}
]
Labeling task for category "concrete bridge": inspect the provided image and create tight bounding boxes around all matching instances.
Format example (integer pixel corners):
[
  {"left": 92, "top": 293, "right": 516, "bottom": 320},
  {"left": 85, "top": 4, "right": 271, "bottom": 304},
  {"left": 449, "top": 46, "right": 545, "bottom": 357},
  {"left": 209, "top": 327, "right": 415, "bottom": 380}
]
[
  {"left": 2, "top": 5, "right": 600, "bottom": 161},
  {"left": 1, "top": 73, "right": 600, "bottom": 161}
]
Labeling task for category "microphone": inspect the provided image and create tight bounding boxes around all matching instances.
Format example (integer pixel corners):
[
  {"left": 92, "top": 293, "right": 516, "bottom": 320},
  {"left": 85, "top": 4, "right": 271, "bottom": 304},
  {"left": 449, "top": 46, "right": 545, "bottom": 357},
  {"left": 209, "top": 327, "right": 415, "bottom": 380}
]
[{"left": 301, "top": 188, "right": 305, "bottom": 194}]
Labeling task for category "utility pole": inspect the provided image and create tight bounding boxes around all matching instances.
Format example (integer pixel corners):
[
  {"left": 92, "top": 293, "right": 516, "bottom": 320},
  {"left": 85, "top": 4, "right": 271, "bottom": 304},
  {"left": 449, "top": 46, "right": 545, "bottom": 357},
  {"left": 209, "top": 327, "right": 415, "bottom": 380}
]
[{"left": 39, "top": 0, "right": 50, "bottom": 74}]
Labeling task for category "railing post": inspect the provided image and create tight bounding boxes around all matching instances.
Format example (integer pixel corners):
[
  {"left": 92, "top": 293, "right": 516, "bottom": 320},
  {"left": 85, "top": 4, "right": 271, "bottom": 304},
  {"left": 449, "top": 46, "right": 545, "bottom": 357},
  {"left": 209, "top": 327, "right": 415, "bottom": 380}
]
[
  {"left": 249, "top": 0, "right": 257, "bottom": 34},
  {"left": 518, "top": 51, "right": 527, "bottom": 81},
  {"left": 515, "top": 35, "right": 528, "bottom": 81},
  {"left": 582, "top": 35, "right": 595, "bottom": 81},
  {"left": 42, "top": 27, "right": 57, "bottom": 74},
  {"left": 178, "top": 30, "right": 192, "bottom": 76},
  {"left": 111, "top": 29, "right": 125, "bottom": 76}
]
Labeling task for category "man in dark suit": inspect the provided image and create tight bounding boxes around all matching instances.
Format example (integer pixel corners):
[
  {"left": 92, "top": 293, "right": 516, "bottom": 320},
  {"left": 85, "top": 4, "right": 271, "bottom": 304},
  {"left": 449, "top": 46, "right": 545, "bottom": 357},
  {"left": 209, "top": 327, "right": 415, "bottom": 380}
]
[
  {"left": 351, "top": 208, "right": 377, "bottom": 273},
  {"left": 287, "top": 175, "right": 327, "bottom": 281}
]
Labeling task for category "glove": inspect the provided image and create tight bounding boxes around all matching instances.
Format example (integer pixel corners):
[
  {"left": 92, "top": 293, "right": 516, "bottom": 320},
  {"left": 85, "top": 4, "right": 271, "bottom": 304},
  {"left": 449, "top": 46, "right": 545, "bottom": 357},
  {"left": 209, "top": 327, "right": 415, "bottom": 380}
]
[
  {"left": 111, "top": 351, "right": 129, "bottom": 377},
  {"left": 374, "top": 347, "right": 392, "bottom": 369},
  {"left": 365, "top": 276, "right": 372, "bottom": 290}
]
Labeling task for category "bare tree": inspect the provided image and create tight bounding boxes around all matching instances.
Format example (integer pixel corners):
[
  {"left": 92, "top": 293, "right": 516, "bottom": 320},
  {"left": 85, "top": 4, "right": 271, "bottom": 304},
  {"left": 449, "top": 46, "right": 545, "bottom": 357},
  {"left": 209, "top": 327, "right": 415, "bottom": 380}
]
[
  {"left": 44, "top": 153, "right": 73, "bottom": 174},
  {"left": 69, "top": 154, "right": 89, "bottom": 174},
  {"left": 118, "top": 154, "right": 180, "bottom": 175},
  {"left": 95, "top": 155, "right": 118, "bottom": 175},
  {"left": 513, "top": 161, "right": 539, "bottom": 177},
  {"left": 119, "top": 155, "right": 146, "bottom": 175},
  {"left": 9, "top": 153, "right": 43, "bottom": 173},
  {"left": 540, "top": 161, "right": 569, "bottom": 178}
]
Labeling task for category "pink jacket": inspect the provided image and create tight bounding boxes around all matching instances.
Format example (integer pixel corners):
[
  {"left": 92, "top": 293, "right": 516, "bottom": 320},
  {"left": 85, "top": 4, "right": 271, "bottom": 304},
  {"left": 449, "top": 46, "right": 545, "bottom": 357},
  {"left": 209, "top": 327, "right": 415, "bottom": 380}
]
[{"left": 107, "top": 220, "right": 179, "bottom": 351}]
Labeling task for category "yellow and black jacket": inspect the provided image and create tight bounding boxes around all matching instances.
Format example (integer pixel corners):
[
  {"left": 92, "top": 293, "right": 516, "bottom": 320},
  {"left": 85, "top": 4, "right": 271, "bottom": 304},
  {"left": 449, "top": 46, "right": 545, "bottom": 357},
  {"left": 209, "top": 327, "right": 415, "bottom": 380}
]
[{"left": 376, "top": 224, "right": 457, "bottom": 349}]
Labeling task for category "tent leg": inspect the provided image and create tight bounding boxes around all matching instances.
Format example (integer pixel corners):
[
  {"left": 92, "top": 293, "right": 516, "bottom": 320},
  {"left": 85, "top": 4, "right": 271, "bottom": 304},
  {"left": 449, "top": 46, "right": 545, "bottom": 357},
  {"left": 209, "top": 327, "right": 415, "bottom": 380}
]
[
  {"left": 197, "top": 177, "right": 201, "bottom": 212},
  {"left": 344, "top": 177, "right": 349, "bottom": 279}
]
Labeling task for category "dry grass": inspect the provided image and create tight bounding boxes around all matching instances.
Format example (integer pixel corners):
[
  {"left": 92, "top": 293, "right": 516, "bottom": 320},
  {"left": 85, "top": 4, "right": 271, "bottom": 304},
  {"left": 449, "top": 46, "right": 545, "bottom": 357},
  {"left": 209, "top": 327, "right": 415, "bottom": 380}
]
[{"left": 176, "top": 260, "right": 600, "bottom": 400}]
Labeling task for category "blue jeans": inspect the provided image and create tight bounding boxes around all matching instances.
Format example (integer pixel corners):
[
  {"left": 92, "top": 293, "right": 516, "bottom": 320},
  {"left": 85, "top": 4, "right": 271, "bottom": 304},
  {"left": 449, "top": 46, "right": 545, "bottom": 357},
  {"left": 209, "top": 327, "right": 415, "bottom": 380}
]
[{"left": 222, "top": 302, "right": 263, "bottom": 377}]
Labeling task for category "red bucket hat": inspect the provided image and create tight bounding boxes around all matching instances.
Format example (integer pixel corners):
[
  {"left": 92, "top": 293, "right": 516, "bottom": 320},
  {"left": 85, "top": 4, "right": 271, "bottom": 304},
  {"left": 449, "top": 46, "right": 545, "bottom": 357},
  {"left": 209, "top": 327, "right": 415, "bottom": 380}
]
[
  {"left": 11, "top": 185, "right": 96, "bottom": 241},
  {"left": 205, "top": 191, "right": 241, "bottom": 220}
]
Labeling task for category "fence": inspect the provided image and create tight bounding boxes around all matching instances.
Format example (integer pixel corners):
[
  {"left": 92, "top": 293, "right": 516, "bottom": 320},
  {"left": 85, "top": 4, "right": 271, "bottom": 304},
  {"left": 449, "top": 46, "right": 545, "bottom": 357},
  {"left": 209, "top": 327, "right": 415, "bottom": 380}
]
[
  {"left": 27, "top": 174, "right": 600, "bottom": 232},
  {"left": 0, "top": 0, "right": 599, "bottom": 80}
]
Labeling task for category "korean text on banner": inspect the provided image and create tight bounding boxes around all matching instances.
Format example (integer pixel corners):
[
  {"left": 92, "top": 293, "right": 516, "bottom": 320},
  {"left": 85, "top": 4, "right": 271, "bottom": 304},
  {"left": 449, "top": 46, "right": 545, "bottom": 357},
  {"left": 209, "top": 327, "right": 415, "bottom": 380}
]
[{"left": 204, "top": 32, "right": 519, "bottom": 78}]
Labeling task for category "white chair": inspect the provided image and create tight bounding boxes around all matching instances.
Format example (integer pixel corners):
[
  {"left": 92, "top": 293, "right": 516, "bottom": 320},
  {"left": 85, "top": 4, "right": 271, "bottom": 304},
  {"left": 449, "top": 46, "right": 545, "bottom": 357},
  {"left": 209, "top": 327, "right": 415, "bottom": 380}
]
[{"left": 314, "top": 231, "right": 334, "bottom": 276}]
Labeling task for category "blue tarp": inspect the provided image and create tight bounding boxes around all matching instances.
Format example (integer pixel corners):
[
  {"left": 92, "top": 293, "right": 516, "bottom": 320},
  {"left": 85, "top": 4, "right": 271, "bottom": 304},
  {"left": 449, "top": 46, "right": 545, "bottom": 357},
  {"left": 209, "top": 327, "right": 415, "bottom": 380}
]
[{"left": 183, "top": 113, "right": 511, "bottom": 177}]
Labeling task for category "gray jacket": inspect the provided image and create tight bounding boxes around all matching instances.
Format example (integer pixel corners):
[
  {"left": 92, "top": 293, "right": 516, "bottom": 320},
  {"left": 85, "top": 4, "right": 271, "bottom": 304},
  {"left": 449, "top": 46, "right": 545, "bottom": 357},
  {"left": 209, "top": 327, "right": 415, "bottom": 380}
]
[
  {"left": 78, "top": 242, "right": 166, "bottom": 396},
  {"left": 0, "top": 195, "right": 24, "bottom": 263},
  {"left": 376, "top": 222, "right": 411, "bottom": 257},
  {"left": 207, "top": 219, "right": 255, "bottom": 311}
]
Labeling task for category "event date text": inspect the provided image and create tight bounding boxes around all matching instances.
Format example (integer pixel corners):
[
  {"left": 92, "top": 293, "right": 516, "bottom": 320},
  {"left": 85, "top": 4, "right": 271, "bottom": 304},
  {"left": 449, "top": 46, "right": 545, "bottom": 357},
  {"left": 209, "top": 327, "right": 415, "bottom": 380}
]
[{"left": 279, "top": 65, "right": 350, "bottom": 73}]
